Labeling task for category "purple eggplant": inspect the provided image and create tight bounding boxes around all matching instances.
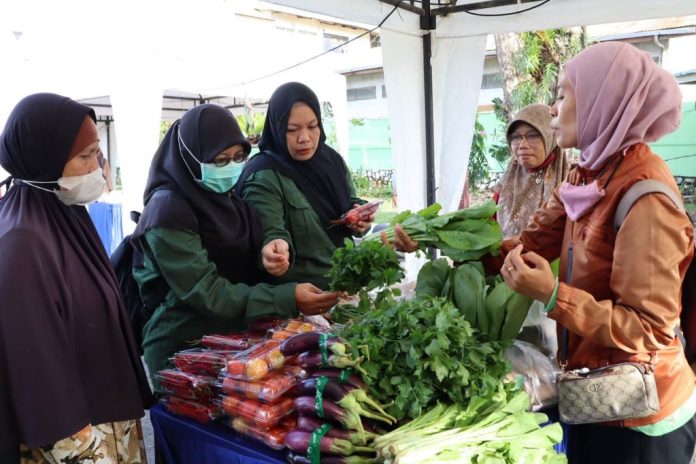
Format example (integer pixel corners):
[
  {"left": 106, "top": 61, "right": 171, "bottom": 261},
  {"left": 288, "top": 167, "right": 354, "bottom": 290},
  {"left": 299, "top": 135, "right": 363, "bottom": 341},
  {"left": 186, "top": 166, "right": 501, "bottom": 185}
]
[
  {"left": 280, "top": 332, "right": 348, "bottom": 357},
  {"left": 297, "top": 415, "right": 378, "bottom": 445},
  {"left": 297, "top": 378, "right": 396, "bottom": 425},
  {"left": 310, "top": 369, "right": 369, "bottom": 390},
  {"left": 294, "top": 396, "right": 366, "bottom": 441},
  {"left": 286, "top": 452, "right": 379, "bottom": 464},
  {"left": 285, "top": 430, "right": 373, "bottom": 457},
  {"left": 298, "top": 351, "right": 365, "bottom": 374}
]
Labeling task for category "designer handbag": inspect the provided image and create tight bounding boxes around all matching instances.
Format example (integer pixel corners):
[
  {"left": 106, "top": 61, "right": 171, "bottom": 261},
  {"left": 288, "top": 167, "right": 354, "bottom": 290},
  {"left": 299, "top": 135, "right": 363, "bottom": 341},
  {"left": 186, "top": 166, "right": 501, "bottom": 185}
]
[
  {"left": 557, "top": 357, "right": 660, "bottom": 424},
  {"left": 556, "top": 243, "right": 660, "bottom": 424}
]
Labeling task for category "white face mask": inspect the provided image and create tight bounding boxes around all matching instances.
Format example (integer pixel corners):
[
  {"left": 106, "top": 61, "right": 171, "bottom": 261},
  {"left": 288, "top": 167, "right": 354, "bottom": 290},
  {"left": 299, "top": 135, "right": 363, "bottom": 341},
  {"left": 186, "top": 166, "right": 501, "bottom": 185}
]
[{"left": 55, "top": 168, "right": 106, "bottom": 205}]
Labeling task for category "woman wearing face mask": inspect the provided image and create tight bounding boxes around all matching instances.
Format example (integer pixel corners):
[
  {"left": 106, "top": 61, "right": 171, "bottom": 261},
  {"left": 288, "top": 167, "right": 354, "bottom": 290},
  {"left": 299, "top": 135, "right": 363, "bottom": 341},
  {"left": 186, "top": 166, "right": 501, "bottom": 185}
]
[
  {"left": 131, "top": 104, "right": 339, "bottom": 390},
  {"left": 237, "top": 82, "right": 373, "bottom": 290},
  {"left": 495, "top": 103, "right": 570, "bottom": 238},
  {"left": 496, "top": 43, "right": 696, "bottom": 463},
  {"left": 0, "top": 93, "right": 153, "bottom": 463}
]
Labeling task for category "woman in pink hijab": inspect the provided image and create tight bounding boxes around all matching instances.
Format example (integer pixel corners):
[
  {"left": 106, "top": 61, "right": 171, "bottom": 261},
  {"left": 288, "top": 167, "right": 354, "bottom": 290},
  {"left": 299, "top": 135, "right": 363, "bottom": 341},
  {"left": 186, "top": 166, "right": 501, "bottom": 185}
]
[{"left": 497, "top": 42, "right": 696, "bottom": 463}]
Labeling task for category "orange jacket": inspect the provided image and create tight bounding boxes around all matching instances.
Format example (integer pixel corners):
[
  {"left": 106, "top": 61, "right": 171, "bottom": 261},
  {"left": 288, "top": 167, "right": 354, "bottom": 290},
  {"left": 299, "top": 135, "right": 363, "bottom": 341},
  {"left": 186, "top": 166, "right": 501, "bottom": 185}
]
[{"left": 504, "top": 143, "right": 695, "bottom": 426}]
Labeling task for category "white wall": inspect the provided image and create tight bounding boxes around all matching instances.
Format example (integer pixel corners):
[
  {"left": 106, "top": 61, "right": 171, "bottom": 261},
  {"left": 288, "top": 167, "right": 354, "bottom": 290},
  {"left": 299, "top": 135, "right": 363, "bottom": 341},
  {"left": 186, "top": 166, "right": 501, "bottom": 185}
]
[
  {"left": 345, "top": 71, "right": 390, "bottom": 119},
  {"left": 663, "top": 35, "right": 696, "bottom": 74}
]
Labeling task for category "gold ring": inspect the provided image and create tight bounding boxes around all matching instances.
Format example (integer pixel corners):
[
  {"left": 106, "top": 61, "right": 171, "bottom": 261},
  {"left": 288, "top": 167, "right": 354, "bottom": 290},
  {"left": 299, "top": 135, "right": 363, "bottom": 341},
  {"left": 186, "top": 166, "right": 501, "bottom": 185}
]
[{"left": 506, "top": 266, "right": 515, "bottom": 271}]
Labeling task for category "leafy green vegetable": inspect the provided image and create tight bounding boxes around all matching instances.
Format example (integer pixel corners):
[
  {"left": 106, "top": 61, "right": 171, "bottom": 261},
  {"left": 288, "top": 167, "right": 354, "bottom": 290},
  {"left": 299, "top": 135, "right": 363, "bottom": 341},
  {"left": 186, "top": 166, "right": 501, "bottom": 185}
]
[
  {"left": 326, "top": 238, "right": 404, "bottom": 294},
  {"left": 415, "top": 259, "right": 451, "bottom": 298},
  {"left": 374, "top": 391, "right": 566, "bottom": 464},
  {"left": 340, "top": 297, "right": 512, "bottom": 421},
  {"left": 365, "top": 201, "right": 502, "bottom": 262}
]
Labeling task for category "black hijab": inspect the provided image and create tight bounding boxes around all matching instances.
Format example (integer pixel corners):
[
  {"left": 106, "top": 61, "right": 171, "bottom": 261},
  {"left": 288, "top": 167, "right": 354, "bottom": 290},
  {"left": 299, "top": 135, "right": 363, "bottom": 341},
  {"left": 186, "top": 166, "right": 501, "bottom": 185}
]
[
  {"left": 132, "top": 104, "right": 261, "bottom": 284},
  {"left": 0, "top": 93, "right": 152, "bottom": 455},
  {"left": 237, "top": 82, "right": 353, "bottom": 247}
]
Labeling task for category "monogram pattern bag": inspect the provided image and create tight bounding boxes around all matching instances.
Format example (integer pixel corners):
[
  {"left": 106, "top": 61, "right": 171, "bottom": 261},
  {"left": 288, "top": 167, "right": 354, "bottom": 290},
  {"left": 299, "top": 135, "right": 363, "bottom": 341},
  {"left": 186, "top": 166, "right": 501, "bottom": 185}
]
[{"left": 558, "top": 360, "right": 660, "bottom": 424}]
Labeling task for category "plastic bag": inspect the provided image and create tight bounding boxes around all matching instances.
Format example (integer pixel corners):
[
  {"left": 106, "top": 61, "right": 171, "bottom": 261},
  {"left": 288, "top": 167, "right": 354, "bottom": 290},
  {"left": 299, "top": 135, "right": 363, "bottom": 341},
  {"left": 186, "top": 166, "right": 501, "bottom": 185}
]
[
  {"left": 505, "top": 340, "right": 561, "bottom": 411},
  {"left": 517, "top": 300, "right": 558, "bottom": 357}
]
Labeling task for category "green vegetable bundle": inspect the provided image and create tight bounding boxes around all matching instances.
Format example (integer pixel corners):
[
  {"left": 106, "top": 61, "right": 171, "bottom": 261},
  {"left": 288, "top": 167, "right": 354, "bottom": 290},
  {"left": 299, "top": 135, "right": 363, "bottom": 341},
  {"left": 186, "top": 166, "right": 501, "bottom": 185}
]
[
  {"left": 327, "top": 238, "right": 405, "bottom": 294},
  {"left": 375, "top": 391, "right": 566, "bottom": 464},
  {"left": 341, "top": 297, "right": 513, "bottom": 421},
  {"left": 363, "top": 201, "right": 502, "bottom": 261},
  {"left": 415, "top": 259, "right": 532, "bottom": 341}
]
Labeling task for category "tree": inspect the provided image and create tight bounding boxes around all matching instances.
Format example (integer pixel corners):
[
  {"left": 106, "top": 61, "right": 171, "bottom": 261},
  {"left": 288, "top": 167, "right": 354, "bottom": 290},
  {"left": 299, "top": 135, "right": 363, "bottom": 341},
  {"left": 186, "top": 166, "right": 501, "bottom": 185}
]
[{"left": 494, "top": 28, "right": 586, "bottom": 124}]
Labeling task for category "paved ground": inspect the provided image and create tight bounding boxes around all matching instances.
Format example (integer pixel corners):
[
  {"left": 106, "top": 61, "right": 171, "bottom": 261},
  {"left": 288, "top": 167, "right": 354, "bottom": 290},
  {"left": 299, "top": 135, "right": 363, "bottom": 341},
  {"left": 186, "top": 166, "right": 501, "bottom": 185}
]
[
  {"left": 141, "top": 357, "right": 156, "bottom": 464},
  {"left": 143, "top": 409, "right": 155, "bottom": 464}
]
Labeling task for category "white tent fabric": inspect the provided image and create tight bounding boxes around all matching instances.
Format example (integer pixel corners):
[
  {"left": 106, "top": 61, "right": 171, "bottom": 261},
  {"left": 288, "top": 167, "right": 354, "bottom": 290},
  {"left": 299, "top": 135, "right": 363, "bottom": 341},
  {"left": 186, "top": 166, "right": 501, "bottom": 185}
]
[
  {"left": 0, "top": 0, "right": 351, "bottom": 228},
  {"left": 265, "top": 0, "right": 696, "bottom": 215}
]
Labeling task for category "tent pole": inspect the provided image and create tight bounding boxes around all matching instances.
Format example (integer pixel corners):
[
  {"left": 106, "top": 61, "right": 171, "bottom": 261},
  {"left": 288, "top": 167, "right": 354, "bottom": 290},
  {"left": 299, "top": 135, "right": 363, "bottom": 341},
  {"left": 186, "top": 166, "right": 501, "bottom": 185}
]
[{"left": 421, "top": 6, "right": 436, "bottom": 206}]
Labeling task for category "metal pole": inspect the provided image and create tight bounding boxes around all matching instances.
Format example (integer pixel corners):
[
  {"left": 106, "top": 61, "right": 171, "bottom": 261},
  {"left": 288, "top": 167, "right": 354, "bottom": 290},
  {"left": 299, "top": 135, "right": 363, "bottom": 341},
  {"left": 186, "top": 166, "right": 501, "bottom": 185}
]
[{"left": 421, "top": 4, "right": 436, "bottom": 206}]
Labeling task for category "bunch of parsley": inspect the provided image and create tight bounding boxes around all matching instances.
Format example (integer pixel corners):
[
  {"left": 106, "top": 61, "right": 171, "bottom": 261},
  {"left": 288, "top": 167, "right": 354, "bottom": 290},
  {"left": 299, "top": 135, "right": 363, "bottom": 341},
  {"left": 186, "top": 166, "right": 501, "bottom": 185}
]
[
  {"left": 326, "top": 238, "right": 404, "bottom": 294},
  {"left": 341, "top": 296, "right": 513, "bottom": 421}
]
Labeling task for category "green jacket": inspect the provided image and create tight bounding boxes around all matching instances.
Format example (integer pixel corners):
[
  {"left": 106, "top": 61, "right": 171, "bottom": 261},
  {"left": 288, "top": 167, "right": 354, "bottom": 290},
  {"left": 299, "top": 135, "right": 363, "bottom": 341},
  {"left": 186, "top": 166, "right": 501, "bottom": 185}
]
[
  {"left": 241, "top": 169, "right": 363, "bottom": 290},
  {"left": 133, "top": 227, "right": 297, "bottom": 391}
]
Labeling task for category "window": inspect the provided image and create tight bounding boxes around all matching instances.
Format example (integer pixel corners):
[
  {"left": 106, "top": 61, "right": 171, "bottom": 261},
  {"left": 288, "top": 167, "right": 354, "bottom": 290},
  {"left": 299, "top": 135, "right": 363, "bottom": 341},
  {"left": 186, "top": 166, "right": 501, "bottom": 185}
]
[
  {"left": 323, "top": 32, "right": 349, "bottom": 53},
  {"left": 382, "top": 85, "right": 387, "bottom": 98},
  {"left": 347, "top": 86, "right": 377, "bottom": 101},
  {"left": 481, "top": 72, "right": 502, "bottom": 90}
]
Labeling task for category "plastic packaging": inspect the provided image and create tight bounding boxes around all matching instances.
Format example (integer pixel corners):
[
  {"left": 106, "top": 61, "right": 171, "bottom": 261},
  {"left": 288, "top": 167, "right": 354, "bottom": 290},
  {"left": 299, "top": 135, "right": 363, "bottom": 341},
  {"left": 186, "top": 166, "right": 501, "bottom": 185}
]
[
  {"left": 283, "top": 320, "right": 315, "bottom": 333},
  {"left": 221, "top": 370, "right": 298, "bottom": 403},
  {"left": 229, "top": 417, "right": 292, "bottom": 450},
  {"left": 163, "top": 395, "right": 221, "bottom": 424},
  {"left": 221, "top": 394, "right": 295, "bottom": 429},
  {"left": 281, "top": 363, "right": 309, "bottom": 380},
  {"left": 172, "top": 349, "right": 232, "bottom": 377},
  {"left": 157, "top": 369, "right": 216, "bottom": 404},
  {"left": 517, "top": 300, "right": 558, "bottom": 357},
  {"left": 505, "top": 339, "right": 561, "bottom": 411},
  {"left": 248, "top": 317, "right": 286, "bottom": 333},
  {"left": 225, "top": 340, "right": 285, "bottom": 381},
  {"left": 270, "top": 328, "right": 298, "bottom": 341},
  {"left": 200, "top": 333, "right": 263, "bottom": 351}
]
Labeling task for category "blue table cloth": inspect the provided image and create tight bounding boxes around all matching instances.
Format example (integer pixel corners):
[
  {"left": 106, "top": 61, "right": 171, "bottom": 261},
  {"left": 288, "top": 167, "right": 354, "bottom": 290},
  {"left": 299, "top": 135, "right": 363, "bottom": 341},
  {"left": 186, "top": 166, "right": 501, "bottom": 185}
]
[{"left": 149, "top": 404, "right": 287, "bottom": 464}]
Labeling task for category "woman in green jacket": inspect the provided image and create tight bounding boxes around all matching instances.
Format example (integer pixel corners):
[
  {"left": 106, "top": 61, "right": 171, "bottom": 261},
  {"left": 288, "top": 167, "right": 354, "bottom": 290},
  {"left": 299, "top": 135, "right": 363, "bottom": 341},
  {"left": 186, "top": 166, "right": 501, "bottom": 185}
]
[
  {"left": 131, "top": 104, "right": 338, "bottom": 390},
  {"left": 238, "top": 82, "right": 374, "bottom": 289}
]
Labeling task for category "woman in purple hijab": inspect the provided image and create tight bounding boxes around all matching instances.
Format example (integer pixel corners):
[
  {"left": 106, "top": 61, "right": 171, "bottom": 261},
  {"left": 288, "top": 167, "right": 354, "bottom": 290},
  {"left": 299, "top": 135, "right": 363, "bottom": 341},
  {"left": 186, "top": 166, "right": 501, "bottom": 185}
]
[{"left": 0, "top": 93, "right": 153, "bottom": 463}]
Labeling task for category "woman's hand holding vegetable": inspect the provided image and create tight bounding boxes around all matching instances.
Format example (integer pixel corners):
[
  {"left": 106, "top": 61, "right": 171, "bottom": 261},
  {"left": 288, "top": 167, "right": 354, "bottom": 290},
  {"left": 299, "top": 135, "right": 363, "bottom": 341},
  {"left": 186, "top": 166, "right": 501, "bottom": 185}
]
[
  {"left": 346, "top": 204, "right": 374, "bottom": 235},
  {"left": 381, "top": 224, "right": 419, "bottom": 252},
  {"left": 262, "top": 239, "right": 290, "bottom": 277},
  {"left": 295, "top": 283, "right": 340, "bottom": 315},
  {"left": 500, "top": 244, "right": 555, "bottom": 304}
]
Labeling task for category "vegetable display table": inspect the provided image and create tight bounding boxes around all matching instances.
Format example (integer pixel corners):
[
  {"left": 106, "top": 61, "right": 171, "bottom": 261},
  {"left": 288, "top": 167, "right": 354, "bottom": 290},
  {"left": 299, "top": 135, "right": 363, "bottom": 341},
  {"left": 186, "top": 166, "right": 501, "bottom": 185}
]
[{"left": 150, "top": 403, "right": 287, "bottom": 464}]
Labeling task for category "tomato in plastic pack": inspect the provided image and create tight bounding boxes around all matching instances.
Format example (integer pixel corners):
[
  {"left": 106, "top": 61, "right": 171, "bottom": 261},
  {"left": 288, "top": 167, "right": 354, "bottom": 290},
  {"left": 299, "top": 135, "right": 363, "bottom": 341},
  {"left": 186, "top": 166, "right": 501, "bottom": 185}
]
[
  {"left": 163, "top": 395, "right": 221, "bottom": 424},
  {"left": 172, "top": 349, "right": 233, "bottom": 377},
  {"left": 221, "top": 370, "right": 298, "bottom": 403},
  {"left": 157, "top": 369, "right": 216, "bottom": 404},
  {"left": 229, "top": 417, "right": 289, "bottom": 450},
  {"left": 225, "top": 340, "right": 286, "bottom": 381},
  {"left": 220, "top": 394, "right": 295, "bottom": 429}
]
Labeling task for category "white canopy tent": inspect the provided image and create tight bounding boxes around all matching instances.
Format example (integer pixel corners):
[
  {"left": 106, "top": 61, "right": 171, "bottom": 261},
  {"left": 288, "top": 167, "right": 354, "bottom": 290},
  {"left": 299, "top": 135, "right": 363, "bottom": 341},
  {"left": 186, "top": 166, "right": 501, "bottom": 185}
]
[
  {"left": 263, "top": 0, "right": 696, "bottom": 215},
  {"left": 2, "top": 0, "right": 696, "bottom": 230},
  {"left": 0, "top": 0, "right": 358, "bottom": 229}
]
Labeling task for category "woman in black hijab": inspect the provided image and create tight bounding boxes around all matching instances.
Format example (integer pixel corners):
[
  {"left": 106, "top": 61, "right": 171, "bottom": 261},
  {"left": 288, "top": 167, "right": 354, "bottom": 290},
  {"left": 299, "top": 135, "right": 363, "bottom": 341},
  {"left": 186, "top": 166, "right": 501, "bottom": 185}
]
[
  {"left": 0, "top": 93, "right": 153, "bottom": 463},
  {"left": 238, "top": 82, "right": 374, "bottom": 289},
  {"left": 131, "top": 104, "right": 338, "bottom": 391}
]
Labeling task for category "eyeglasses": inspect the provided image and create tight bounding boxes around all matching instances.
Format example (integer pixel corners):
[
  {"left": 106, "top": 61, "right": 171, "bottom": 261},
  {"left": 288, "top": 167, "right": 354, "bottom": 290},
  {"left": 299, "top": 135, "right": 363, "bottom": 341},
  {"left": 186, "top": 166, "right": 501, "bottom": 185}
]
[
  {"left": 509, "top": 131, "right": 542, "bottom": 146},
  {"left": 213, "top": 152, "right": 248, "bottom": 167}
]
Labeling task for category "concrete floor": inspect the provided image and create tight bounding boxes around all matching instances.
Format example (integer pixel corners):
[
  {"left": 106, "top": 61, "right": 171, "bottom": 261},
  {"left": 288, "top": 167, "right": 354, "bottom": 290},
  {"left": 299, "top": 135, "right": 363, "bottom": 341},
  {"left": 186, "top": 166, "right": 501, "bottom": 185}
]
[{"left": 142, "top": 409, "right": 156, "bottom": 464}]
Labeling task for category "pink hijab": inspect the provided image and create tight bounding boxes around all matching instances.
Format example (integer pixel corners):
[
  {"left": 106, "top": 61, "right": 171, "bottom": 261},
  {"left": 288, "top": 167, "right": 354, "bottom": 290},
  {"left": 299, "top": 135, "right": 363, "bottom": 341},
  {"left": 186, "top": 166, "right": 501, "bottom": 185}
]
[{"left": 558, "top": 41, "right": 682, "bottom": 220}]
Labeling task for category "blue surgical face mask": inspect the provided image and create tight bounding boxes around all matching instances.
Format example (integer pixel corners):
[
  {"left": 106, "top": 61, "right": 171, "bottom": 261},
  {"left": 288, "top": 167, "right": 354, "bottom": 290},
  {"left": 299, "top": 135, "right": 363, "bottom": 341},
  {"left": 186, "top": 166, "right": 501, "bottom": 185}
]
[
  {"left": 177, "top": 130, "right": 244, "bottom": 194},
  {"left": 200, "top": 162, "right": 244, "bottom": 194}
]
